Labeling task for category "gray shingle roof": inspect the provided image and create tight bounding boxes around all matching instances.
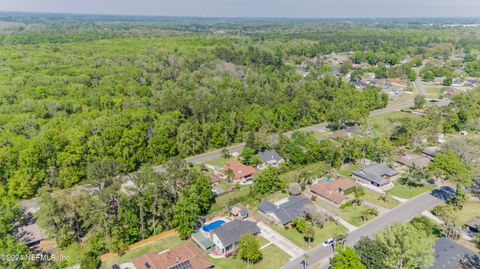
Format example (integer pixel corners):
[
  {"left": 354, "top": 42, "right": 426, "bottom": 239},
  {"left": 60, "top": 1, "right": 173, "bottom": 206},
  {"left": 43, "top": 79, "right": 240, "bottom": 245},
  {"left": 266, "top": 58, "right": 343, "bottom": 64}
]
[
  {"left": 258, "top": 150, "right": 283, "bottom": 164},
  {"left": 258, "top": 196, "right": 311, "bottom": 225},
  {"left": 428, "top": 238, "right": 480, "bottom": 269},
  {"left": 212, "top": 220, "right": 260, "bottom": 248},
  {"left": 352, "top": 163, "right": 398, "bottom": 186}
]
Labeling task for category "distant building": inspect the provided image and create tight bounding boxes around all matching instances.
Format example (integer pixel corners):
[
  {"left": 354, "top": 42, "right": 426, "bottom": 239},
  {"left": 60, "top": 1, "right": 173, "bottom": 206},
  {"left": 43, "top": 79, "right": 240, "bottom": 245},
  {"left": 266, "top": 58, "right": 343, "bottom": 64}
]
[
  {"left": 257, "top": 150, "right": 284, "bottom": 170},
  {"left": 131, "top": 241, "right": 213, "bottom": 269},
  {"left": 352, "top": 163, "right": 399, "bottom": 189},
  {"left": 427, "top": 238, "right": 480, "bottom": 269},
  {"left": 258, "top": 196, "right": 311, "bottom": 225}
]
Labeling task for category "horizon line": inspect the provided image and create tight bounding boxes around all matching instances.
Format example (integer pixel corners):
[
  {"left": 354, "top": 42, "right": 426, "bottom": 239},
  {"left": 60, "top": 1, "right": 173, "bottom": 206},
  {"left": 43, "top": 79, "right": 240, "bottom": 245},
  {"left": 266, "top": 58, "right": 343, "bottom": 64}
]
[{"left": 1, "top": 10, "right": 480, "bottom": 21}]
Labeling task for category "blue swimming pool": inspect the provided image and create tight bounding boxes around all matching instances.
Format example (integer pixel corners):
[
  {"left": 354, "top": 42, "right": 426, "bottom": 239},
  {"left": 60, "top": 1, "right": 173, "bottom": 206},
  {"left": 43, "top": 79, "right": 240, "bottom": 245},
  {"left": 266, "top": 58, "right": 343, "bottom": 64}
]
[
  {"left": 202, "top": 220, "right": 226, "bottom": 232},
  {"left": 323, "top": 177, "right": 334, "bottom": 183}
]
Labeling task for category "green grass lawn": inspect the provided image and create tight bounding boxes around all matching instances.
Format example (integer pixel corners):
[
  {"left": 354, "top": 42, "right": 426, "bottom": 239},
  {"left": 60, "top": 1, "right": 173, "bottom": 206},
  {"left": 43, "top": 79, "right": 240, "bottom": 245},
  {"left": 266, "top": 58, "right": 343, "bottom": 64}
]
[
  {"left": 386, "top": 183, "right": 434, "bottom": 199},
  {"left": 271, "top": 222, "right": 346, "bottom": 249},
  {"left": 361, "top": 188, "right": 400, "bottom": 209},
  {"left": 204, "top": 157, "right": 233, "bottom": 167},
  {"left": 369, "top": 111, "right": 420, "bottom": 135},
  {"left": 313, "top": 199, "right": 375, "bottom": 227},
  {"left": 279, "top": 161, "right": 331, "bottom": 183},
  {"left": 209, "top": 243, "right": 289, "bottom": 269},
  {"left": 312, "top": 130, "right": 330, "bottom": 141},
  {"left": 425, "top": 85, "right": 442, "bottom": 99},
  {"left": 337, "top": 163, "right": 363, "bottom": 177},
  {"left": 210, "top": 186, "right": 253, "bottom": 213},
  {"left": 452, "top": 200, "right": 480, "bottom": 225},
  {"left": 256, "top": 236, "right": 270, "bottom": 247},
  {"left": 264, "top": 191, "right": 289, "bottom": 203},
  {"left": 100, "top": 234, "right": 183, "bottom": 269}
]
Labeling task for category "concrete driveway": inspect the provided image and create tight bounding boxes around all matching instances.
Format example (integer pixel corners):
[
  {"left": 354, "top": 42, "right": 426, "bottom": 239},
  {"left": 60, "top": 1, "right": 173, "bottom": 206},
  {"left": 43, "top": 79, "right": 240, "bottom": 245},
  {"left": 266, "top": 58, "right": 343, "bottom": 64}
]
[{"left": 258, "top": 222, "right": 305, "bottom": 260}]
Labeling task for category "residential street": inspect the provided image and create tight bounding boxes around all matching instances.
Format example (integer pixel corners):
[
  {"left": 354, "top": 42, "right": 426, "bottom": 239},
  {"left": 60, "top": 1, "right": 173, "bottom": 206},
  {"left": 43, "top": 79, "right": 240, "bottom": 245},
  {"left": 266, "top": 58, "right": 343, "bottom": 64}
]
[
  {"left": 415, "top": 78, "right": 427, "bottom": 96},
  {"left": 281, "top": 191, "right": 444, "bottom": 269}
]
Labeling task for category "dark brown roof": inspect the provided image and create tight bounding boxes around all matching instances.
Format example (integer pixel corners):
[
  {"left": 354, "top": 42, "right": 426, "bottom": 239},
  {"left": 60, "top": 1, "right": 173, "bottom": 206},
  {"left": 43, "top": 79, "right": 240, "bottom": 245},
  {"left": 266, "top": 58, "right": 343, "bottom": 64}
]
[{"left": 132, "top": 241, "right": 213, "bottom": 269}]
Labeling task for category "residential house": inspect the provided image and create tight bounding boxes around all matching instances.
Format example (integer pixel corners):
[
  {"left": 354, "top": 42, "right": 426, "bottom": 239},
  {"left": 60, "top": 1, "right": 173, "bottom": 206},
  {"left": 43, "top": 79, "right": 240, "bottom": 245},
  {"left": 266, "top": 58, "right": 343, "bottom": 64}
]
[
  {"left": 14, "top": 223, "right": 46, "bottom": 248},
  {"left": 258, "top": 196, "right": 311, "bottom": 225},
  {"left": 131, "top": 241, "right": 214, "bottom": 269},
  {"left": 222, "top": 160, "right": 256, "bottom": 183},
  {"left": 257, "top": 150, "right": 284, "bottom": 170},
  {"left": 210, "top": 220, "right": 260, "bottom": 256},
  {"left": 427, "top": 238, "right": 480, "bottom": 269},
  {"left": 352, "top": 163, "right": 399, "bottom": 189},
  {"left": 394, "top": 151, "right": 431, "bottom": 169},
  {"left": 387, "top": 77, "right": 405, "bottom": 85},
  {"left": 310, "top": 176, "right": 356, "bottom": 205}
]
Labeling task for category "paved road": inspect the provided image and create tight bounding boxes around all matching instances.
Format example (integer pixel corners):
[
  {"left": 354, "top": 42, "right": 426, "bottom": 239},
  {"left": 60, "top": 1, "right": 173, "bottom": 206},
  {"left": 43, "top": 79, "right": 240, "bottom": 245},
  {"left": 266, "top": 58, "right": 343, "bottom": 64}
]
[
  {"left": 282, "top": 191, "right": 444, "bottom": 269},
  {"left": 415, "top": 78, "right": 427, "bottom": 96}
]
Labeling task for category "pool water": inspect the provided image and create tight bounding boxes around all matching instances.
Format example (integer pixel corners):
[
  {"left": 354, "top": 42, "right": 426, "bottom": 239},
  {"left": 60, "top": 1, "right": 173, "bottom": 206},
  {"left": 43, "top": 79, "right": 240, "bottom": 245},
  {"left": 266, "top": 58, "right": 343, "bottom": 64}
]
[
  {"left": 323, "top": 177, "right": 334, "bottom": 183},
  {"left": 202, "top": 220, "right": 226, "bottom": 232}
]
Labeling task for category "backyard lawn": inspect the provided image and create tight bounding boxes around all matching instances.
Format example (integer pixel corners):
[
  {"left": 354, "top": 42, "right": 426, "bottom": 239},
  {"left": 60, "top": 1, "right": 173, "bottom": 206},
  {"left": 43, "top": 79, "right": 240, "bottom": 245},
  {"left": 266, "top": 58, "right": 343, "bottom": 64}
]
[
  {"left": 361, "top": 188, "right": 400, "bottom": 209},
  {"left": 368, "top": 111, "right": 419, "bottom": 134},
  {"left": 313, "top": 199, "right": 376, "bottom": 227},
  {"left": 271, "top": 222, "right": 346, "bottom": 249},
  {"left": 100, "top": 234, "right": 183, "bottom": 269},
  {"left": 386, "top": 183, "right": 434, "bottom": 199},
  {"left": 336, "top": 163, "right": 363, "bottom": 177},
  {"left": 279, "top": 161, "right": 331, "bottom": 183},
  {"left": 210, "top": 186, "right": 253, "bottom": 213},
  {"left": 451, "top": 200, "right": 480, "bottom": 225},
  {"left": 204, "top": 157, "right": 233, "bottom": 167},
  {"left": 209, "top": 243, "right": 289, "bottom": 269}
]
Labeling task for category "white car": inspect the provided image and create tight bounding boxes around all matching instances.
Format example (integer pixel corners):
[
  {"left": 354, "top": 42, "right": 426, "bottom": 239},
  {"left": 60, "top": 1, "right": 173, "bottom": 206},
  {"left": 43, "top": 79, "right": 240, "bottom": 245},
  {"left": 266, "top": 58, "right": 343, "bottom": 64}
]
[{"left": 322, "top": 238, "right": 334, "bottom": 247}]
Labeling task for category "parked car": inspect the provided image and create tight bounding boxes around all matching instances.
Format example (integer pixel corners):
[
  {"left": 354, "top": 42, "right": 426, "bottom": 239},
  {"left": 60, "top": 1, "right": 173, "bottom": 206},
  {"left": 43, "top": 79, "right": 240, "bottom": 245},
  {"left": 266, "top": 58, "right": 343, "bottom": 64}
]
[{"left": 322, "top": 238, "right": 334, "bottom": 247}]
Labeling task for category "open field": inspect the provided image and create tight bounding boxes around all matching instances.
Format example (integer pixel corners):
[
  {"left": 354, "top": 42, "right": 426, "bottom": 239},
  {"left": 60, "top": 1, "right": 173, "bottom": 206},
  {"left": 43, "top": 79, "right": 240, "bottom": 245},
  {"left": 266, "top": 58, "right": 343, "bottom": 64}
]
[{"left": 369, "top": 111, "right": 420, "bottom": 134}]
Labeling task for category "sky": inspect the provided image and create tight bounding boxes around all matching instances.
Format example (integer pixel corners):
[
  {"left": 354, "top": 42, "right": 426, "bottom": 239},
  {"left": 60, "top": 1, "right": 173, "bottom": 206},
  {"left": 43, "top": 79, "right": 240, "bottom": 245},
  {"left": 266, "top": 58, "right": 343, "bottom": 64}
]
[{"left": 0, "top": 0, "right": 479, "bottom": 18}]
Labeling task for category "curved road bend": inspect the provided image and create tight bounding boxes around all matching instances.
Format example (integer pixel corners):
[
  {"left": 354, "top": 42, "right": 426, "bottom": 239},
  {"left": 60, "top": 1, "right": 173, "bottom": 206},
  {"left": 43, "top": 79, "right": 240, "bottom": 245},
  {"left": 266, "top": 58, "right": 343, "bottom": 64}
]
[{"left": 281, "top": 191, "right": 443, "bottom": 269}]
